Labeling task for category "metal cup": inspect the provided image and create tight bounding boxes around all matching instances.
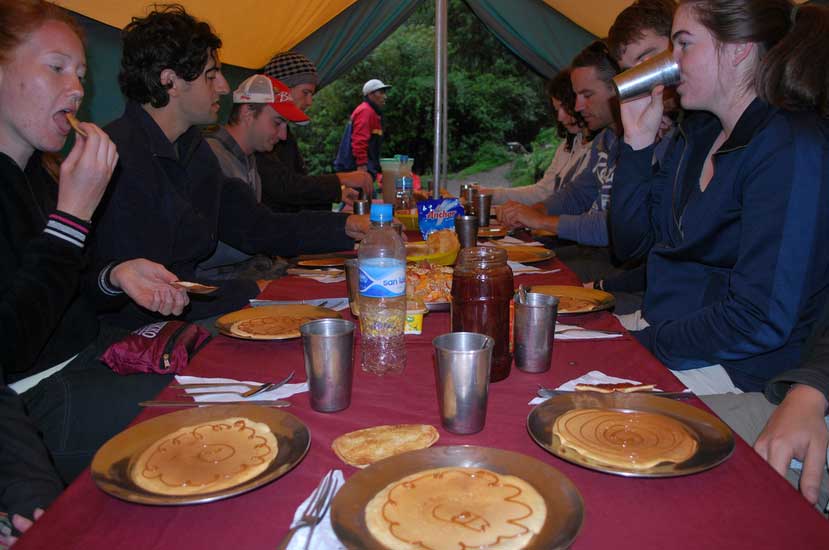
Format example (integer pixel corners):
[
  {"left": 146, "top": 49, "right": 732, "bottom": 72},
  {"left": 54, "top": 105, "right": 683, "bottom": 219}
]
[
  {"left": 613, "top": 50, "right": 680, "bottom": 103},
  {"left": 300, "top": 318, "right": 355, "bottom": 412},
  {"left": 344, "top": 259, "right": 360, "bottom": 317},
  {"left": 455, "top": 215, "right": 479, "bottom": 249},
  {"left": 433, "top": 332, "right": 494, "bottom": 434},
  {"left": 353, "top": 199, "right": 370, "bottom": 216},
  {"left": 476, "top": 193, "right": 492, "bottom": 228},
  {"left": 514, "top": 292, "right": 558, "bottom": 373}
]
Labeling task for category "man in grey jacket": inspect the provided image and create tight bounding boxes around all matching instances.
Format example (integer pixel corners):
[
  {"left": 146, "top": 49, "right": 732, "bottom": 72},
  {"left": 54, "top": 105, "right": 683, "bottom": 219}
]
[{"left": 200, "top": 74, "right": 312, "bottom": 276}]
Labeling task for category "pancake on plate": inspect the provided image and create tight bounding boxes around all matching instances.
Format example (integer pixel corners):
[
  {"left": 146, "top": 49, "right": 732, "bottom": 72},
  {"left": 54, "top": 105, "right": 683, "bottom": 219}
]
[
  {"left": 297, "top": 257, "right": 346, "bottom": 268},
  {"left": 131, "top": 417, "right": 277, "bottom": 495},
  {"left": 553, "top": 408, "right": 697, "bottom": 471},
  {"left": 332, "top": 424, "right": 439, "bottom": 469},
  {"left": 556, "top": 295, "right": 598, "bottom": 313},
  {"left": 230, "top": 316, "right": 316, "bottom": 339},
  {"left": 365, "top": 467, "right": 546, "bottom": 550}
]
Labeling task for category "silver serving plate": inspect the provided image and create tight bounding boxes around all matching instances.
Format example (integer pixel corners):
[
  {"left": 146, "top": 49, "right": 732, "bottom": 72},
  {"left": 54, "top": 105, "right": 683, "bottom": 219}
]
[
  {"left": 528, "top": 393, "right": 734, "bottom": 477},
  {"left": 91, "top": 404, "right": 310, "bottom": 505},
  {"left": 331, "top": 445, "right": 584, "bottom": 549}
]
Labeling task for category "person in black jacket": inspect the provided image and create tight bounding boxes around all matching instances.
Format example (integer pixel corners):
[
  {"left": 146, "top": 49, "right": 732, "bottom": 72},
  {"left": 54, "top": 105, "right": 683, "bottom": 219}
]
[
  {"left": 0, "top": 0, "right": 189, "bottom": 533},
  {"left": 258, "top": 51, "right": 373, "bottom": 212},
  {"left": 90, "top": 5, "right": 370, "bottom": 329}
]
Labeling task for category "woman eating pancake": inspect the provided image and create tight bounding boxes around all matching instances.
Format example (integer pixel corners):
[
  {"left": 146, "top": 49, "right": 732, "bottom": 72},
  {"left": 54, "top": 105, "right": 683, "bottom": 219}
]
[{"left": 0, "top": 0, "right": 190, "bottom": 538}]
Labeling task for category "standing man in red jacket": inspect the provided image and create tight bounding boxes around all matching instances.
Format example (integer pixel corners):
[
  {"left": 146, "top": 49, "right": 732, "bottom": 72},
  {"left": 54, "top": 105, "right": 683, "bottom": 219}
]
[{"left": 335, "top": 79, "right": 391, "bottom": 181}]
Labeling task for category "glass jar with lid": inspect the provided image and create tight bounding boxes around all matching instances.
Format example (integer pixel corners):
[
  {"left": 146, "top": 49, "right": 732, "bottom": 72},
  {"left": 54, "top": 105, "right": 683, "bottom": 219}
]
[{"left": 450, "top": 247, "right": 514, "bottom": 382}]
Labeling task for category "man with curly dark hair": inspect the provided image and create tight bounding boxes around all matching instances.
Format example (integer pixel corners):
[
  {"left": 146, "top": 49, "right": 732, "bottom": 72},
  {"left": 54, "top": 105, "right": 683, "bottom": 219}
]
[{"left": 90, "top": 5, "right": 370, "bottom": 328}]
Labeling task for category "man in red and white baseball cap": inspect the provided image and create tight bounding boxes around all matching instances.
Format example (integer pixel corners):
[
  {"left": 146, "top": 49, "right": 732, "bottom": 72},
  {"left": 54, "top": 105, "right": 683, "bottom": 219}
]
[{"left": 206, "top": 74, "right": 308, "bottom": 202}]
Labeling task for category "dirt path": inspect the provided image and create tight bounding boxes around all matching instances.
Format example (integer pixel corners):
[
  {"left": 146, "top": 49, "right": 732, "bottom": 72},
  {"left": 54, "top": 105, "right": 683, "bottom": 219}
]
[{"left": 442, "top": 162, "right": 512, "bottom": 197}]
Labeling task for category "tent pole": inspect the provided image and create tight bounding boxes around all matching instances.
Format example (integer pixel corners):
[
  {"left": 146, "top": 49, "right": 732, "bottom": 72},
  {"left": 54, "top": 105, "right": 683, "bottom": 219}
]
[{"left": 433, "top": 0, "right": 448, "bottom": 195}]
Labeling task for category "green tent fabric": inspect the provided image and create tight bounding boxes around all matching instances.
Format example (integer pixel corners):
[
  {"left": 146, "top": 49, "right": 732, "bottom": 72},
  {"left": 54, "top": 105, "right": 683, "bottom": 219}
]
[
  {"left": 290, "top": 0, "right": 424, "bottom": 87},
  {"left": 466, "top": 0, "right": 595, "bottom": 79},
  {"left": 71, "top": 0, "right": 598, "bottom": 127},
  {"left": 73, "top": 12, "right": 255, "bottom": 128}
]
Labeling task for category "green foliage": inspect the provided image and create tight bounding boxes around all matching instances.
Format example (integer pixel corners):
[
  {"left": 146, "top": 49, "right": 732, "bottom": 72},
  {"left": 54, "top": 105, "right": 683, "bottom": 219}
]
[
  {"left": 295, "top": 0, "right": 552, "bottom": 176},
  {"left": 508, "top": 127, "right": 561, "bottom": 187}
]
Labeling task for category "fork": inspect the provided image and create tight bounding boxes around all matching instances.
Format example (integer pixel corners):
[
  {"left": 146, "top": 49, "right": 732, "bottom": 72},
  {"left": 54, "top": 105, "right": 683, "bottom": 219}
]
[
  {"left": 169, "top": 371, "right": 294, "bottom": 398},
  {"left": 276, "top": 471, "right": 337, "bottom": 550}
]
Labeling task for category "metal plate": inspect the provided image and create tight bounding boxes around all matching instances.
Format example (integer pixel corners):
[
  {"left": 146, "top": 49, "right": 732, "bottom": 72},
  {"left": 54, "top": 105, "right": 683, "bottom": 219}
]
[
  {"left": 91, "top": 405, "right": 310, "bottom": 505},
  {"left": 215, "top": 304, "right": 340, "bottom": 340},
  {"left": 331, "top": 445, "right": 584, "bottom": 550},
  {"left": 528, "top": 393, "right": 734, "bottom": 477},
  {"left": 497, "top": 245, "right": 556, "bottom": 264},
  {"left": 528, "top": 285, "right": 615, "bottom": 314}
]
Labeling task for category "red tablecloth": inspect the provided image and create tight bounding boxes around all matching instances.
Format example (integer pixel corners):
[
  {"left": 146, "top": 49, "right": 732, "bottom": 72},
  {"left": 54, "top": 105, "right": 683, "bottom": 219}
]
[{"left": 16, "top": 258, "right": 829, "bottom": 549}]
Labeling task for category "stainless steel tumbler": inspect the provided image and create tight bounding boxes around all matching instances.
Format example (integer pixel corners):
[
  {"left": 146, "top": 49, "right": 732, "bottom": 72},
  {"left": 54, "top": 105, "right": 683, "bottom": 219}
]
[{"left": 613, "top": 50, "right": 680, "bottom": 102}]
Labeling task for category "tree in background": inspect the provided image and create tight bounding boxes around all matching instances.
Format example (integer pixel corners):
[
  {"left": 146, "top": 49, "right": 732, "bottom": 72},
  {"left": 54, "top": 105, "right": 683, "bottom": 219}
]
[{"left": 295, "top": 0, "right": 554, "bottom": 179}]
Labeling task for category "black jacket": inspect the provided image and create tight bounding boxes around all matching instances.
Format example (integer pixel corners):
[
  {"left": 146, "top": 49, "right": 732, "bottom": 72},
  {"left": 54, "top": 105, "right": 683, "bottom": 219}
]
[
  {"left": 0, "top": 153, "right": 98, "bottom": 381},
  {"left": 92, "top": 102, "right": 355, "bottom": 328},
  {"left": 257, "top": 129, "right": 341, "bottom": 213}
]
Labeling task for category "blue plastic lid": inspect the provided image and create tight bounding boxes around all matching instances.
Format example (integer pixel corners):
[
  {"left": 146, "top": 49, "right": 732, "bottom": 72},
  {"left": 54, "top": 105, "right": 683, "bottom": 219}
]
[{"left": 370, "top": 203, "right": 394, "bottom": 222}]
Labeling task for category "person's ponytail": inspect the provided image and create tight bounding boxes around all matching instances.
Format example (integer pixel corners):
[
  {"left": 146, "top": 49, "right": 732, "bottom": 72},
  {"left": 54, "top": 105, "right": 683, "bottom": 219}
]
[{"left": 756, "top": 4, "right": 829, "bottom": 117}]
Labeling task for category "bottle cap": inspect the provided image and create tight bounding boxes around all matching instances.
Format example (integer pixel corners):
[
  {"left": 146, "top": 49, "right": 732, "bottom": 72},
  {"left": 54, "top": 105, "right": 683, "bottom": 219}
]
[{"left": 369, "top": 203, "right": 394, "bottom": 223}]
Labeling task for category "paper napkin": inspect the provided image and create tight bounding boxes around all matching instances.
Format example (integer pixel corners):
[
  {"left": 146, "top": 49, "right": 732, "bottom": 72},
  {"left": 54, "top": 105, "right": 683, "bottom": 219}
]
[
  {"left": 554, "top": 323, "right": 623, "bottom": 340},
  {"left": 507, "top": 261, "right": 561, "bottom": 275},
  {"left": 284, "top": 470, "right": 346, "bottom": 550},
  {"left": 528, "top": 370, "right": 642, "bottom": 405},
  {"left": 497, "top": 235, "right": 544, "bottom": 246},
  {"left": 174, "top": 375, "right": 308, "bottom": 402}
]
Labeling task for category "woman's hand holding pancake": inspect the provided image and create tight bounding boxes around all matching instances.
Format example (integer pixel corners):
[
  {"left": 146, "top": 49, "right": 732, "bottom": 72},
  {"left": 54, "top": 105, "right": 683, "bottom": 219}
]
[
  {"left": 110, "top": 259, "right": 189, "bottom": 316},
  {"left": 56, "top": 123, "right": 118, "bottom": 221}
]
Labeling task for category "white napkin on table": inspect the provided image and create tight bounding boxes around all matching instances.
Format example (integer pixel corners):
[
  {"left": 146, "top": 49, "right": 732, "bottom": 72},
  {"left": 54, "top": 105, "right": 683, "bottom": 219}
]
[
  {"left": 495, "top": 235, "right": 544, "bottom": 246},
  {"left": 528, "top": 370, "right": 642, "bottom": 405},
  {"left": 287, "top": 268, "right": 346, "bottom": 284},
  {"left": 285, "top": 470, "right": 346, "bottom": 550},
  {"left": 554, "top": 323, "right": 623, "bottom": 340},
  {"left": 174, "top": 375, "right": 308, "bottom": 402},
  {"left": 507, "top": 261, "right": 561, "bottom": 275}
]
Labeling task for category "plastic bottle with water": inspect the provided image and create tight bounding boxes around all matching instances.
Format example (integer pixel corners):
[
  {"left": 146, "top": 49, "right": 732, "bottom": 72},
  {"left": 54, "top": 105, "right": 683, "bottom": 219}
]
[{"left": 358, "top": 204, "right": 407, "bottom": 375}]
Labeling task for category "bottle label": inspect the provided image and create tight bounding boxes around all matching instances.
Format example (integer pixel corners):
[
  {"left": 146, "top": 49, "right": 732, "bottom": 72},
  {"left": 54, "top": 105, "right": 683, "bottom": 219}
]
[
  {"left": 395, "top": 176, "right": 413, "bottom": 192},
  {"left": 359, "top": 259, "right": 406, "bottom": 298}
]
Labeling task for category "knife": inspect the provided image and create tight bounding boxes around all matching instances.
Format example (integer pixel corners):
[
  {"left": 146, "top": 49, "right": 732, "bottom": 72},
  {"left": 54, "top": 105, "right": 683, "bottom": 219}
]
[
  {"left": 139, "top": 399, "right": 291, "bottom": 408},
  {"left": 537, "top": 389, "right": 694, "bottom": 400}
]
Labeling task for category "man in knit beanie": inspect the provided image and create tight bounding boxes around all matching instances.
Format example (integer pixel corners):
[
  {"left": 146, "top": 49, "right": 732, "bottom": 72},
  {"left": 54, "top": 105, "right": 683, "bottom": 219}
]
[{"left": 257, "top": 51, "right": 372, "bottom": 212}]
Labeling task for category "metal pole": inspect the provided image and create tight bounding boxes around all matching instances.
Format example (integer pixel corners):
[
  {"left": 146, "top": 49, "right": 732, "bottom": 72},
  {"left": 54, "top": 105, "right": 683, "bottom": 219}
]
[{"left": 433, "top": 0, "right": 447, "bottom": 195}]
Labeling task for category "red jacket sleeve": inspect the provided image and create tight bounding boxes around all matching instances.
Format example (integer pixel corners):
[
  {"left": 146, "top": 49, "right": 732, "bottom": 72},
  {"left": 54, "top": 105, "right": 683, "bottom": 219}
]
[{"left": 350, "top": 103, "right": 374, "bottom": 167}]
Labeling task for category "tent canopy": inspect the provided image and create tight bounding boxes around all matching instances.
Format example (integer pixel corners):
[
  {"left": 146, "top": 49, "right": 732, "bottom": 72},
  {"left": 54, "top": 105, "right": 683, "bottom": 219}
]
[{"left": 60, "top": 0, "right": 634, "bottom": 69}]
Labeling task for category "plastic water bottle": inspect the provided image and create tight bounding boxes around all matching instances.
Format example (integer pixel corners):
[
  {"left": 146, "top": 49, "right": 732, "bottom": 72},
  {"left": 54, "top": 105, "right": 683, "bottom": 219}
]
[{"left": 358, "top": 204, "right": 407, "bottom": 375}]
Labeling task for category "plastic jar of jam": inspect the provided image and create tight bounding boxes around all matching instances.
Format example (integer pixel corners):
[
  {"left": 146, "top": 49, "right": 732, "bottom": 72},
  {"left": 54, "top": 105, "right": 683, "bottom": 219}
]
[{"left": 451, "top": 247, "right": 514, "bottom": 382}]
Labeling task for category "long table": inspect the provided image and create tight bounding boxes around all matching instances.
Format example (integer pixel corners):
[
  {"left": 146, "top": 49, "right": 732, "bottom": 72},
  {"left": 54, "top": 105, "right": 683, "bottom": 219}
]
[{"left": 16, "top": 257, "right": 829, "bottom": 549}]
